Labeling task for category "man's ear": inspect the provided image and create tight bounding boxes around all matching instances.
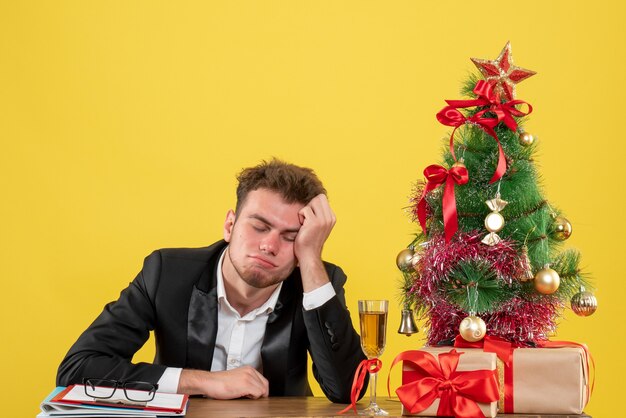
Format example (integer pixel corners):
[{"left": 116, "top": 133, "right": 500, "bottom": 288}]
[{"left": 223, "top": 210, "right": 236, "bottom": 242}]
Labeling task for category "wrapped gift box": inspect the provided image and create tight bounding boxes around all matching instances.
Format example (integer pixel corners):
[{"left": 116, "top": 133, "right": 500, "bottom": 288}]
[
  {"left": 506, "top": 345, "right": 590, "bottom": 414},
  {"left": 399, "top": 347, "right": 498, "bottom": 417}
]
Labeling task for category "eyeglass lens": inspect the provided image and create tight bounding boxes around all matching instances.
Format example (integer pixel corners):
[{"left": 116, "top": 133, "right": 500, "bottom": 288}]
[
  {"left": 84, "top": 379, "right": 156, "bottom": 402},
  {"left": 123, "top": 381, "right": 157, "bottom": 402}
]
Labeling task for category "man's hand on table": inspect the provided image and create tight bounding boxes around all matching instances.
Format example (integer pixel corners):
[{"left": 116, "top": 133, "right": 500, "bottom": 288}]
[{"left": 178, "top": 367, "right": 269, "bottom": 399}]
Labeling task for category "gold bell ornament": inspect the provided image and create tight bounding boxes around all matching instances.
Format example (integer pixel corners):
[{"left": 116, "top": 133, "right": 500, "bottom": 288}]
[
  {"left": 571, "top": 286, "right": 598, "bottom": 317},
  {"left": 397, "top": 308, "right": 419, "bottom": 336},
  {"left": 519, "top": 245, "right": 535, "bottom": 281},
  {"left": 482, "top": 194, "right": 508, "bottom": 246},
  {"left": 534, "top": 264, "right": 560, "bottom": 295}
]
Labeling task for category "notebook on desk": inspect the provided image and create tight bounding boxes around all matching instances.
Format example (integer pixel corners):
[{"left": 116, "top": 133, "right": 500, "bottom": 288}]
[{"left": 38, "top": 385, "right": 189, "bottom": 417}]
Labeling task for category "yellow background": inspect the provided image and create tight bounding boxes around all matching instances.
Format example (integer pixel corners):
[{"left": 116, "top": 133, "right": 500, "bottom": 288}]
[{"left": 1, "top": 1, "right": 623, "bottom": 416}]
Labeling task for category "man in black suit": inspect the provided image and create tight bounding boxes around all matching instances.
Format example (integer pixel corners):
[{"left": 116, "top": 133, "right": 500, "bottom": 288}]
[{"left": 56, "top": 159, "right": 366, "bottom": 403}]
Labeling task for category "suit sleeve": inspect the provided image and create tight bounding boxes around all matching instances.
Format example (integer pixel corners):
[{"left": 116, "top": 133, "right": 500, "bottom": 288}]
[
  {"left": 56, "top": 251, "right": 167, "bottom": 386},
  {"left": 303, "top": 264, "right": 368, "bottom": 403}
]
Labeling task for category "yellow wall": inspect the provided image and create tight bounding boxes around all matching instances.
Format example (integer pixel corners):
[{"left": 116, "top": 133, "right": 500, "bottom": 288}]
[{"left": 1, "top": 1, "right": 622, "bottom": 416}]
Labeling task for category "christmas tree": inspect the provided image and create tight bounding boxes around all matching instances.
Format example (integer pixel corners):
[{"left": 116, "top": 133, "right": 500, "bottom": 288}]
[{"left": 397, "top": 42, "right": 598, "bottom": 346}]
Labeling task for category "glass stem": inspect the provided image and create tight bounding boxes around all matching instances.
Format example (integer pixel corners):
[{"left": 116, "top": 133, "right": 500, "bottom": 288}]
[{"left": 369, "top": 371, "right": 377, "bottom": 405}]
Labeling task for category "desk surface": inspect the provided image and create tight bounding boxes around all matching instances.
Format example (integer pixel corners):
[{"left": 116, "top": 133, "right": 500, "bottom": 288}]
[{"left": 186, "top": 397, "right": 591, "bottom": 418}]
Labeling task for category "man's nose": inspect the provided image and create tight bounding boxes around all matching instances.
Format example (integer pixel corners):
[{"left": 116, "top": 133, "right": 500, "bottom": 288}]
[{"left": 260, "top": 233, "right": 279, "bottom": 255}]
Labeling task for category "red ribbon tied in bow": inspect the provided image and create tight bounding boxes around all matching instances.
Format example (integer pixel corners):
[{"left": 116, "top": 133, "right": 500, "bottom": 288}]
[
  {"left": 417, "top": 164, "right": 469, "bottom": 243},
  {"left": 338, "top": 358, "right": 381, "bottom": 415},
  {"left": 454, "top": 335, "right": 517, "bottom": 413},
  {"left": 389, "top": 349, "right": 499, "bottom": 418},
  {"left": 437, "top": 80, "right": 532, "bottom": 184}
]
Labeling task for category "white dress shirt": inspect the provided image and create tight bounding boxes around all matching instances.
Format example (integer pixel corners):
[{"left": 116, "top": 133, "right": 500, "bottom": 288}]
[{"left": 157, "top": 248, "right": 336, "bottom": 393}]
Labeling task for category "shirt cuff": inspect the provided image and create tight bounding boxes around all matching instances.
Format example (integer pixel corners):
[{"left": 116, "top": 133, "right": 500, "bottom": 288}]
[
  {"left": 302, "top": 282, "right": 336, "bottom": 311},
  {"left": 157, "top": 367, "right": 183, "bottom": 393}
]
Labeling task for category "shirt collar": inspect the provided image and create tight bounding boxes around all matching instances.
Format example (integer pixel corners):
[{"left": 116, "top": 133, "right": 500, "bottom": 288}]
[{"left": 216, "top": 247, "right": 283, "bottom": 317}]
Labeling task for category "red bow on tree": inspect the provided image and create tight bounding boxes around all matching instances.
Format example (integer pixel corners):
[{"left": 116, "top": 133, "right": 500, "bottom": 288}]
[
  {"left": 436, "top": 80, "right": 532, "bottom": 184},
  {"left": 389, "top": 349, "right": 499, "bottom": 418},
  {"left": 417, "top": 164, "right": 469, "bottom": 243}
]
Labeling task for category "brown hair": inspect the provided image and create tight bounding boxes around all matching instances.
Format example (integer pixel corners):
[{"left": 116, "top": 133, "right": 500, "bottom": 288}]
[{"left": 235, "top": 158, "right": 327, "bottom": 213}]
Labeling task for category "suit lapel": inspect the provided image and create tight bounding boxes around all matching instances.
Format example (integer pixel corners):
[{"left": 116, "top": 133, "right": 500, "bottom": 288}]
[
  {"left": 261, "top": 273, "right": 299, "bottom": 393},
  {"left": 186, "top": 285, "right": 218, "bottom": 370},
  {"left": 186, "top": 245, "right": 224, "bottom": 371}
]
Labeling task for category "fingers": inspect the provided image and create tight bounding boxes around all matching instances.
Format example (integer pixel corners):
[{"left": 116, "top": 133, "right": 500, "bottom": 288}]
[
  {"left": 304, "top": 194, "right": 336, "bottom": 226},
  {"left": 239, "top": 366, "right": 269, "bottom": 399},
  {"left": 181, "top": 366, "right": 269, "bottom": 399},
  {"left": 298, "top": 194, "right": 336, "bottom": 233}
]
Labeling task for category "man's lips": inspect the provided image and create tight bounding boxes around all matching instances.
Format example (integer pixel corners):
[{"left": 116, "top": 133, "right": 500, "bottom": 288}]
[{"left": 249, "top": 255, "right": 277, "bottom": 268}]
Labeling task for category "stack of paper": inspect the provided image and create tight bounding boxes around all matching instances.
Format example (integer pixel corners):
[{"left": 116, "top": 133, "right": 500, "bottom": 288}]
[{"left": 38, "top": 386, "right": 189, "bottom": 417}]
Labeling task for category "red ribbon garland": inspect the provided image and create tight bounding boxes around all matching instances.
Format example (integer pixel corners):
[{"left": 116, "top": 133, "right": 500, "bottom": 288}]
[
  {"left": 387, "top": 349, "right": 499, "bottom": 418},
  {"left": 454, "top": 336, "right": 595, "bottom": 413},
  {"left": 417, "top": 164, "right": 469, "bottom": 243},
  {"left": 436, "top": 80, "right": 533, "bottom": 184},
  {"left": 338, "top": 358, "right": 381, "bottom": 415}
]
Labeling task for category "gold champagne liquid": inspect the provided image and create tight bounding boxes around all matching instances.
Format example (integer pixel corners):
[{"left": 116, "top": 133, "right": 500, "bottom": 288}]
[{"left": 359, "top": 311, "right": 387, "bottom": 358}]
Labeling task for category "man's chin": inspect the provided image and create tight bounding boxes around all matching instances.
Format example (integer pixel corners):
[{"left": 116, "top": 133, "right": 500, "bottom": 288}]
[{"left": 242, "top": 274, "right": 284, "bottom": 289}]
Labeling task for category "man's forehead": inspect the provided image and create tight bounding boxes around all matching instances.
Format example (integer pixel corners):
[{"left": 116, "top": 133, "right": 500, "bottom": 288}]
[{"left": 238, "top": 189, "right": 304, "bottom": 229}]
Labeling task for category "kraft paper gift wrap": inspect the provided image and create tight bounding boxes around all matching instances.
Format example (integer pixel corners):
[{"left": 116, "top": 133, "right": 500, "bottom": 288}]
[
  {"left": 451, "top": 335, "right": 593, "bottom": 414},
  {"left": 508, "top": 346, "right": 589, "bottom": 414},
  {"left": 396, "top": 347, "right": 499, "bottom": 417}
]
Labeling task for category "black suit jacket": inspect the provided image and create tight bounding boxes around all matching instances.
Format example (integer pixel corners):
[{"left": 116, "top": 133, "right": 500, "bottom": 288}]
[{"left": 57, "top": 240, "right": 366, "bottom": 403}]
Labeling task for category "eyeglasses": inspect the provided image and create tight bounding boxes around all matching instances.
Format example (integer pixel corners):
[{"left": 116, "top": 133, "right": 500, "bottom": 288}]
[{"left": 82, "top": 378, "right": 159, "bottom": 403}]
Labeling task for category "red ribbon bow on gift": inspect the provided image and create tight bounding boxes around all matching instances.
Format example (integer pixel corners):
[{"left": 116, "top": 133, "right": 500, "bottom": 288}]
[
  {"left": 338, "top": 358, "right": 381, "bottom": 415},
  {"left": 436, "top": 80, "right": 533, "bottom": 184},
  {"left": 388, "top": 349, "right": 499, "bottom": 418},
  {"left": 454, "top": 335, "right": 517, "bottom": 413},
  {"left": 417, "top": 164, "right": 469, "bottom": 243}
]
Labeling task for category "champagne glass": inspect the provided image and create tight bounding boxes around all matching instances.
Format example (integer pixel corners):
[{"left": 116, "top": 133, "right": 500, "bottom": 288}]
[{"left": 358, "top": 300, "right": 389, "bottom": 416}]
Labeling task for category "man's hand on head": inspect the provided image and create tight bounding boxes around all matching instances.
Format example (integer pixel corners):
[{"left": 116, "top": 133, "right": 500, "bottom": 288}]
[
  {"left": 294, "top": 194, "right": 335, "bottom": 292},
  {"left": 177, "top": 367, "right": 269, "bottom": 399}
]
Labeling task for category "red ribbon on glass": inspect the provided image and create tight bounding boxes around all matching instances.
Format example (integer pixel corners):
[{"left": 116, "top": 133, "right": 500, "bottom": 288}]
[
  {"left": 388, "top": 349, "right": 499, "bottom": 418},
  {"left": 417, "top": 164, "right": 469, "bottom": 243},
  {"left": 436, "top": 80, "right": 533, "bottom": 184},
  {"left": 338, "top": 358, "right": 381, "bottom": 414},
  {"left": 454, "top": 335, "right": 595, "bottom": 413}
]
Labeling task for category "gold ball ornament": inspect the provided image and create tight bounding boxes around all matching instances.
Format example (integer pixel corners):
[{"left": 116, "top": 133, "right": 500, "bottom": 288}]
[
  {"left": 484, "top": 212, "right": 505, "bottom": 233},
  {"left": 534, "top": 266, "right": 560, "bottom": 295},
  {"left": 571, "top": 288, "right": 598, "bottom": 317},
  {"left": 410, "top": 252, "right": 422, "bottom": 269},
  {"left": 519, "top": 131, "right": 535, "bottom": 146},
  {"left": 396, "top": 248, "right": 415, "bottom": 272},
  {"left": 552, "top": 216, "right": 573, "bottom": 241},
  {"left": 459, "top": 315, "right": 487, "bottom": 342}
]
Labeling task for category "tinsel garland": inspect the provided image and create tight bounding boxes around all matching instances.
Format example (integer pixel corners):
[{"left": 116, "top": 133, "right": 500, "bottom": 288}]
[
  {"left": 410, "top": 231, "right": 562, "bottom": 344},
  {"left": 424, "top": 296, "right": 561, "bottom": 345},
  {"left": 411, "top": 231, "right": 524, "bottom": 290}
]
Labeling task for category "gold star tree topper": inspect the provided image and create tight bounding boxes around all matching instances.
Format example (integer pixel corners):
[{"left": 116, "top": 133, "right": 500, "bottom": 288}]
[{"left": 471, "top": 41, "right": 536, "bottom": 101}]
